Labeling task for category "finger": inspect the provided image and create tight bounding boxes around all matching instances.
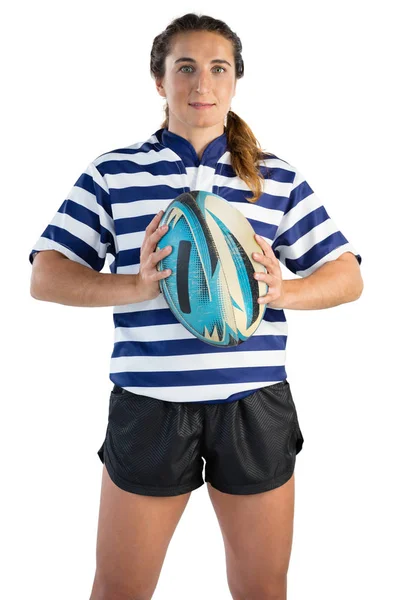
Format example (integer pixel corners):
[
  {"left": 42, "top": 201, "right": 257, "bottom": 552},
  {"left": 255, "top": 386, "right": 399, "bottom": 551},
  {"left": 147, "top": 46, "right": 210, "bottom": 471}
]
[
  {"left": 151, "top": 244, "right": 172, "bottom": 266},
  {"left": 257, "top": 291, "right": 276, "bottom": 304},
  {"left": 253, "top": 253, "right": 274, "bottom": 266},
  {"left": 145, "top": 210, "right": 165, "bottom": 239},
  {"left": 151, "top": 266, "right": 172, "bottom": 281},
  {"left": 254, "top": 233, "right": 268, "bottom": 250},
  {"left": 252, "top": 252, "right": 275, "bottom": 271},
  {"left": 150, "top": 223, "right": 169, "bottom": 248},
  {"left": 150, "top": 210, "right": 165, "bottom": 228},
  {"left": 254, "top": 271, "right": 274, "bottom": 283},
  {"left": 254, "top": 234, "right": 276, "bottom": 257},
  {"left": 142, "top": 223, "right": 169, "bottom": 258}
]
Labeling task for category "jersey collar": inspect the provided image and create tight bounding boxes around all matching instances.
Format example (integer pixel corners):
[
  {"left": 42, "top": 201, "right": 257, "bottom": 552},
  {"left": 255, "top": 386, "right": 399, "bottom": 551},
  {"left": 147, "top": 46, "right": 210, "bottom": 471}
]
[{"left": 154, "top": 127, "right": 228, "bottom": 169}]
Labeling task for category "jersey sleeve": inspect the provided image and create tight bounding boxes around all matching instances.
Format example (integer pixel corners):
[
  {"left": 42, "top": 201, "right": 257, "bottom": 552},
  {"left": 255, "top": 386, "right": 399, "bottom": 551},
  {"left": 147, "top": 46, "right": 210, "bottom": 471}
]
[
  {"left": 28, "top": 161, "right": 117, "bottom": 271},
  {"left": 271, "top": 166, "right": 362, "bottom": 277}
]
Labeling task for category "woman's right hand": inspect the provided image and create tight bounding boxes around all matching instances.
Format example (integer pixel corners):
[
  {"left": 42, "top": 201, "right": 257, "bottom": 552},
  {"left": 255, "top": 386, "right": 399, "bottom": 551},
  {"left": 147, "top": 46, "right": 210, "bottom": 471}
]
[{"left": 136, "top": 210, "right": 172, "bottom": 301}]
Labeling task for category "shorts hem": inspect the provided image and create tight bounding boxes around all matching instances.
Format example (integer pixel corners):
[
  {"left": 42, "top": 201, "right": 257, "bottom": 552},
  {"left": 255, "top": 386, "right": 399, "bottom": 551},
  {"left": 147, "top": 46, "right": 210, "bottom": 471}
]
[
  {"left": 98, "top": 442, "right": 204, "bottom": 497},
  {"left": 205, "top": 462, "right": 296, "bottom": 495}
]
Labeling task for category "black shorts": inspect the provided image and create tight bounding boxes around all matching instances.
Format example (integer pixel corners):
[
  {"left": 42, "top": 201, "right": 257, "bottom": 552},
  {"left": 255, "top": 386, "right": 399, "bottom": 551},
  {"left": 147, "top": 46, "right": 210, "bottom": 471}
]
[{"left": 97, "top": 380, "right": 304, "bottom": 496}]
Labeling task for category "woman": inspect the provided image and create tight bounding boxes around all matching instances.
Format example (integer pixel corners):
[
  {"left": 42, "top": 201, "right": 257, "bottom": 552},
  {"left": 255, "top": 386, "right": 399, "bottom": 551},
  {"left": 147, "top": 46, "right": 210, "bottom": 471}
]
[{"left": 29, "top": 13, "right": 363, "bottom": 600}]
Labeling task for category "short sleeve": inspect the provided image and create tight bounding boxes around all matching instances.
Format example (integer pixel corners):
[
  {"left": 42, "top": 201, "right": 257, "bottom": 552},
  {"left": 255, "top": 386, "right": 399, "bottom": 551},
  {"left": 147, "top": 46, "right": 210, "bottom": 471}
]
[
  {"left": 28, "top": 161, "right": 117, "bottom": 271},
  {"left": 272, "top": 166, "right": 362, "bottom": 277}
]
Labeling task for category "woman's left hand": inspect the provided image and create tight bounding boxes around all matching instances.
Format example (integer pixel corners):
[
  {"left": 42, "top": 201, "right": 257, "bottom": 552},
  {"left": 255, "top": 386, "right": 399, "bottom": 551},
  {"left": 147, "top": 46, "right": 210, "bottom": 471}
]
[{"left": 252, "top": 234, "right": 285, "bottom": 308}]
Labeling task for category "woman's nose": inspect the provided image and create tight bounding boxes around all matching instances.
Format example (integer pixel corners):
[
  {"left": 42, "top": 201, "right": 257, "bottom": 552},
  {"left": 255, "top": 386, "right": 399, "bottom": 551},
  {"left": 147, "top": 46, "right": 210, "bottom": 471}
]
[{"left": 195, "top": 72, "right": 211, "bottom": 93}]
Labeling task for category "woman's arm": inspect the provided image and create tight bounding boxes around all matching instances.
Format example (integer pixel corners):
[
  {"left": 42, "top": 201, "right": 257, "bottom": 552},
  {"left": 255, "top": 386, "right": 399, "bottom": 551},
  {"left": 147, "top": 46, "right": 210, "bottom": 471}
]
[
  {"left": 278, "top": 252, "right": 363, "bottom": 310},
  {"left": 253, "top": 233, "right": 363, "bottom": 310}
]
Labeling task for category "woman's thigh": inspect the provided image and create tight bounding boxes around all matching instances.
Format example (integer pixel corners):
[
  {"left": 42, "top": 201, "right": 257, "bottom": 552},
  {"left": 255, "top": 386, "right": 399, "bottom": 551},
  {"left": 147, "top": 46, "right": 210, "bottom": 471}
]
[
  {"left": 207, "top": 472, "right": 295, "bottom": 599},
  {"left": 89, "top": 465, "right": 192, "bottom": 600}
]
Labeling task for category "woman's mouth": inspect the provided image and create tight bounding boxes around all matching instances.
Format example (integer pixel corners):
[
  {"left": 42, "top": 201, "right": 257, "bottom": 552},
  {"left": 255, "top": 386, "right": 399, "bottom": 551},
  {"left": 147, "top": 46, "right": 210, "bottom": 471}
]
[{"left": 189, "top": 103, "right": 215, "bottom": 110}]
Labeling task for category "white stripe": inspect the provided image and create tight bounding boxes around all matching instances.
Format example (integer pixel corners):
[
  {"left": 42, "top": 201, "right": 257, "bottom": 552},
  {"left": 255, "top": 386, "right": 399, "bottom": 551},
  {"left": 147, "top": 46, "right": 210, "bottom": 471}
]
[
  {"left": 110, "top": 350, "right": 286, "bottom": 373},
  {"left": 49, "top": 211, "right": 108, "bottom": 258},
  {"left": 113, "top": 381, "right": 286, "bottom": 403},
  {"left": 87, "top": 162, "right": 109, "bottom": 193},
  {"left": 113, "top": 294, "right": 169, "bottom": 313},
  {"left": 29, "top": 240, "right": 93, "bottom": 269},
  {"left": 112, "top": 198, "right": 176, "bottom": 220},
  {"left": 66, "top": 182, "right": 117, "bottom": 249},
  {"left": 229, "top": 200, "right": 283, "bottom": 228},
  {"left": 214, "top": 172, "right": 292, "bottom": 197},
  {"left": 194, "top": 164, "right": 218, "bottom": 192},
  {"left": 297, "top": 243, "right": 360, "bottom": 277},
  {"left": 274, "top": 190, "right": 324, "bottom": 236},
  {"left": 115, "top": 263, "right": 140, "bottom": 274},
  {"left": 117, "top": 230, "right": 146, "bottom": 251},
  {"left": 112, "top": 189, "right": 287, "bottom": 247},
  {"left": 112, "top": 293, "right": 287, "bottom": 315},
  {"left": 114, "top": 320, "right": 288, "bottom": 343},
  {"left": 275, "top": 217, "right": 341, "bottom": 260},
  {"left": 93, "top": 140, "right": 176, "bottom": 167},
  {"left": 108, "top": 169, "right": 186, "bottom": 191}
]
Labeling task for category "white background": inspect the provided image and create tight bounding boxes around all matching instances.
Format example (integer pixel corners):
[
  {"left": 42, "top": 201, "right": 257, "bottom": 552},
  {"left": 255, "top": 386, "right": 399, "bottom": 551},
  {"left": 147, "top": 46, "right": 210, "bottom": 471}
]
[{"left": 2, "top": 0, "right": 399, "bottom": 598}]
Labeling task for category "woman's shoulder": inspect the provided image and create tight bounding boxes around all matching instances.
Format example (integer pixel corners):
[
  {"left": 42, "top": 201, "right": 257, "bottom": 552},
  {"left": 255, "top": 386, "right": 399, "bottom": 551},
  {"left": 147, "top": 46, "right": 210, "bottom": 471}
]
[
  {"left": 89, "top": 132, "right": 161, "bottom": 174},
  {"left": 258, "top": 151, "right": 297, "bottom": 183}
]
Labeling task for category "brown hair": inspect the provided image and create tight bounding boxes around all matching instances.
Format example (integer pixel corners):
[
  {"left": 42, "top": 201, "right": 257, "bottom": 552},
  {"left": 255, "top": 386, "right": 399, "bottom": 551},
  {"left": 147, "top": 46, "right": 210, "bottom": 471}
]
[{"left": 150, "top": 13, "right": 274, "bottom": 203}]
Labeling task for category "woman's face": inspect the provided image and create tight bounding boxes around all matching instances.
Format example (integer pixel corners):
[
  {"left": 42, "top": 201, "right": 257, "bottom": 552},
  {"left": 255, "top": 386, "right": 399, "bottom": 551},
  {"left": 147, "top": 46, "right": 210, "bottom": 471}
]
[{"left": 156, "top": 30, "right": 237, "bottom": 136}]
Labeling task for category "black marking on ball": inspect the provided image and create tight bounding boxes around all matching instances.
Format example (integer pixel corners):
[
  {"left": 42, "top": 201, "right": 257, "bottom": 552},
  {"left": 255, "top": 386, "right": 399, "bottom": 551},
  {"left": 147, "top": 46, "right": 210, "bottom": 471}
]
[{"left": 177, "top": 240, "right": 191, "bottom": 314}]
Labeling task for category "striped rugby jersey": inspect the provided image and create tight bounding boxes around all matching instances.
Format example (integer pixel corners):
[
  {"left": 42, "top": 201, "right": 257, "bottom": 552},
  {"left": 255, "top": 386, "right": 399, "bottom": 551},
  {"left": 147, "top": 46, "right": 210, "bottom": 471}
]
[{"left": 29, "top": 127, "right": 362, "bottom": 404}]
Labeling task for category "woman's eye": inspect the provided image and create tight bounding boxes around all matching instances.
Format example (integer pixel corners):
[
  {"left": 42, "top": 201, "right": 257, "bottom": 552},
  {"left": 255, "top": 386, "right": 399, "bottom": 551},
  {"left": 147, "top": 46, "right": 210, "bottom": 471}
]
[{"left": 179, "top": 65, "right": 225, "bottom": 73}]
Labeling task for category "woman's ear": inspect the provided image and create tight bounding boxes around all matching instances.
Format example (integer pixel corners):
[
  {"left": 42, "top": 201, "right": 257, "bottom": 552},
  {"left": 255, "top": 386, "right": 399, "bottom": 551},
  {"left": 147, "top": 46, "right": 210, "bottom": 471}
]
[{"left": 155, "top": 78, "right": 166, "bottom": 98}]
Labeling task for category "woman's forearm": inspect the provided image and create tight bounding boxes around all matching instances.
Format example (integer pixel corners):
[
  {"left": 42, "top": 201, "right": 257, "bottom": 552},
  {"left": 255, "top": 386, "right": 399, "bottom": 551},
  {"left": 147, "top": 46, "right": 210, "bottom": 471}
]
[
  {"left": 30, "top": 252, "right": 146, "bottom": 307},
  {"left": 279, "top": 257, "right": 363, "bottom": 310}
]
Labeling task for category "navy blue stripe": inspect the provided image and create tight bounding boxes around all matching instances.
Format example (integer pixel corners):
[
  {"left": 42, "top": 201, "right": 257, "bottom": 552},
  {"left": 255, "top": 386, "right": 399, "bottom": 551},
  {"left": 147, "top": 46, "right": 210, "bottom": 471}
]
[
  {"left": 115, "top": 214, "right": 154, "bottom": 236},
  {"left": 190, "top": 387, "right": 260, "bottom": 404},
  {"left": 218, "top": 163, "right": 295, "bottom": 185},
  {"left": 95, "top": 158, "right": 183, "bottom": 177},
  {"left": 39, "top": 225, "right": 104, "bottom": 271},
  {"left": 113, "top": 308, "right": 179, "bottom": 328},
  {"left": 216, "top": 186, "right": 290, "bottom": 211},
  {"left": 117, "top": 227, "right": 359, "bottom": 272},
  {"left": 96, "top": 142, "right": 162, "bottom": 160},
  {"left": 58, "top": 199, "right": 115, "bottom": 254},
  {"left": 264, "top": 307, "right": 287, "bottom": 322},
  {"left": 286, "top": 231, "right": 349, "bottom": 273},
  {"left": 113, "top": 307, "right": 286, "bottom": 330},
  {"left": 118, "top": 247, "right": 140, "bottom": 267},
  {"left": 75, "top": 172, "right": 113, "bottom": 219},
  {"left": 112, "top": 366, "right": 288, "bottom": 388},
  {"left": 273, "top": 206, "right": 330, "bottom": 249},
  {"left": 288, "top": 179, "right": 313, "bottom": 210},
  {"left": 247, "top": 218, "right": 278, "bottom": 241},
  {"left": 114, "top": 214, "right": 277, "bottom": 242},
  {"left": 109, "top": 183, "right": 292, "bottom": 212},
  {"left": 111, "top": 333, "right": 287, "bottom": 358},
  {"left": 110, "top": 185, "right": 186, "bottom": 204}
]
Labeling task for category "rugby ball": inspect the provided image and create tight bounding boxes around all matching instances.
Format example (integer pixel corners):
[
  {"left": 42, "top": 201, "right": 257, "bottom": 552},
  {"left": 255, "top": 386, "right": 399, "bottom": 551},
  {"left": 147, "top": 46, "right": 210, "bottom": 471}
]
[{"left": 156, "top": 190, "right": 268, "bottom": 347}]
